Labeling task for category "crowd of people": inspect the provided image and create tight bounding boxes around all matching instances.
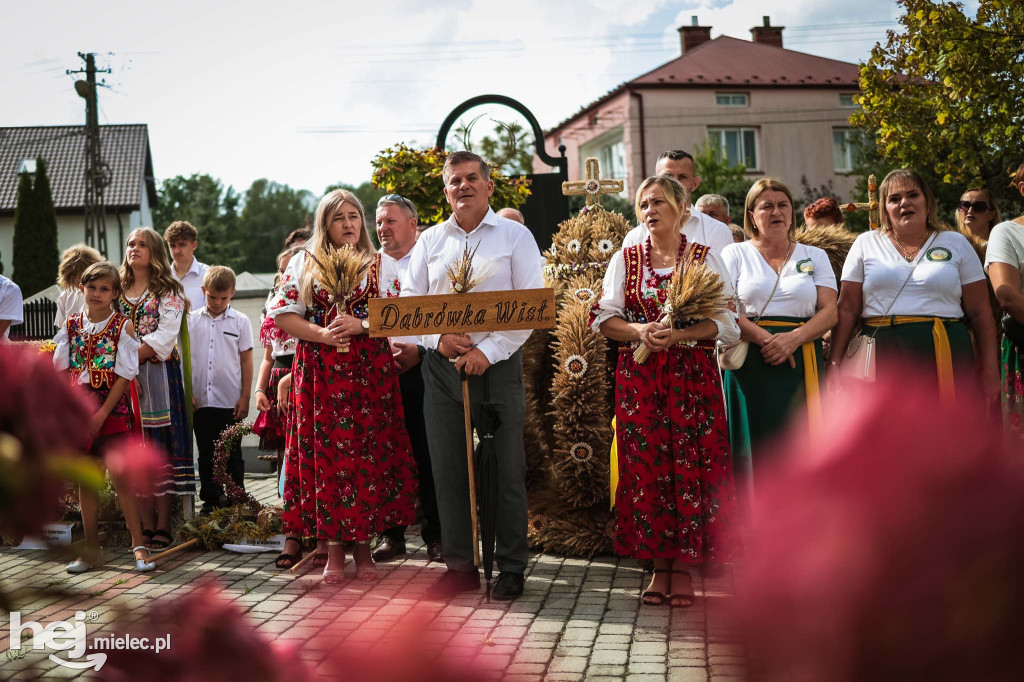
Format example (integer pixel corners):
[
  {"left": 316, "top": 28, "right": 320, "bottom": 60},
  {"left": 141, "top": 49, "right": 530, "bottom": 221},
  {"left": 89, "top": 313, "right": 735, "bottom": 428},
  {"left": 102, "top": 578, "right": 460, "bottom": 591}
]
[{"left": 2, "top": 146, "right": 1022, "bottom": 608}]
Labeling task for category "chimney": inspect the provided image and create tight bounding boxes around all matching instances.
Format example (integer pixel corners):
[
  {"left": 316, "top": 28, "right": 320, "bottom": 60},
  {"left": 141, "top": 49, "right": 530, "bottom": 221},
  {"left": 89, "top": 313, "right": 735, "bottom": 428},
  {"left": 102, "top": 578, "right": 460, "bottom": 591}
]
[
  {"left": 751, "top": 16, "right": 784, "bottom": 48},
  {"left": 678, "top": 15, "right": 712, "bottom": 54}
]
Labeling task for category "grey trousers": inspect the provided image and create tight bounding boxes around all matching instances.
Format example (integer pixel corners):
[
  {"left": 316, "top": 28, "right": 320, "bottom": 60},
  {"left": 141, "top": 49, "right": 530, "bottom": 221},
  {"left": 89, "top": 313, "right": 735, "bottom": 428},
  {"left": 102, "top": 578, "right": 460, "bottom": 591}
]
[{"left": 421, "top": 348, "right": 529, "bottom": 574}]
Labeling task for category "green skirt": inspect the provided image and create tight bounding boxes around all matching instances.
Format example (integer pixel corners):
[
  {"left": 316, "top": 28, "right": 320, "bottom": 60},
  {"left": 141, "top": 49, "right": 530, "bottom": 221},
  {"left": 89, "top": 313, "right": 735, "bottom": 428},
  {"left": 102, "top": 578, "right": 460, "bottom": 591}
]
[
  {"left": 867, "top": 318, "right": 976, "bottom": 395},
  {"left": 1000, "top": 335, "right": 1024, "bottom": 440},
  {"left": 724, "top": 316, "right": 824, "bottom": 479}
]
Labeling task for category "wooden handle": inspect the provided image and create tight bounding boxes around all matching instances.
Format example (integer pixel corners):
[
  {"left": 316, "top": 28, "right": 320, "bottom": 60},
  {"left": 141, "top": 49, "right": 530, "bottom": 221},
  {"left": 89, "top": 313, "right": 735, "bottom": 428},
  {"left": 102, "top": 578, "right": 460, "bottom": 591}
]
[
  {"left": 147, "top": 538, "right": 199, "bottom": 563},
  {"left": 462, "top": 377, "right": 480, "bottom": 567},
  {"left": 288, "top": 547, "right": 317, "bottom": 573}
]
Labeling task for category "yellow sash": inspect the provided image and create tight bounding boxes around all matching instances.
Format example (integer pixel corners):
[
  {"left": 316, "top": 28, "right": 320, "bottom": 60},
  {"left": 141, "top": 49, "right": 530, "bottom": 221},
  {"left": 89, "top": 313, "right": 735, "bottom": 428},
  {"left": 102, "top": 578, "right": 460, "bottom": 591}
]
[
  {"left": 609, "top": 417, "right": 618, "bottom": 509},
  {"left": 755, "top": 320, "right": 823, "bottom": 437},
  {"left": 863, "top": 316, "right": 957, "bottom": 405}
]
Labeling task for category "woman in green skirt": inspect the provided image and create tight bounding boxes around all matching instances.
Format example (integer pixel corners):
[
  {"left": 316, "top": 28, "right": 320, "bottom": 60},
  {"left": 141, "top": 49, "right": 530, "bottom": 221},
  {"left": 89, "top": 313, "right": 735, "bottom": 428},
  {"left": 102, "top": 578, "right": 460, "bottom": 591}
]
[
  {"left": 984, "top": 161, "right": 1024, "bottom": 440},
  {"left": 831, "top": 169, "right": 999, "bottom": 404},
  {"left": 722, "top": 178, "right": 837, "bottom": 499}
]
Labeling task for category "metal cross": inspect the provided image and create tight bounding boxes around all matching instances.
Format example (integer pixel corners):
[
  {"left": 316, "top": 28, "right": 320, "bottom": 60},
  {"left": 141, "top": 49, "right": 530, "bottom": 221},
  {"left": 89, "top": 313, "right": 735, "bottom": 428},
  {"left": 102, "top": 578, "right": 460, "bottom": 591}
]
[{"left": 562, "top": 157, "right": 624, "bottom": 207}]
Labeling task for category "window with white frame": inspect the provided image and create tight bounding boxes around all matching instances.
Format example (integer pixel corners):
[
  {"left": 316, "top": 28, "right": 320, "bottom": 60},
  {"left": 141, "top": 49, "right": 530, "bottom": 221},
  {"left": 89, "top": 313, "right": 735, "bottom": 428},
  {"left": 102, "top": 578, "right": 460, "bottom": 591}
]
[
  {"left": 833, "top": 128, "right": 860, "bottom": 173},
  {"left": 716, "top": 93, "right": 748, "bottom": 107},
  {"left": 839, "top": 94, "right": 859, "bottom": 108},
  {"left": 707, "top": 128, "right": 758, "bottom": 170}
]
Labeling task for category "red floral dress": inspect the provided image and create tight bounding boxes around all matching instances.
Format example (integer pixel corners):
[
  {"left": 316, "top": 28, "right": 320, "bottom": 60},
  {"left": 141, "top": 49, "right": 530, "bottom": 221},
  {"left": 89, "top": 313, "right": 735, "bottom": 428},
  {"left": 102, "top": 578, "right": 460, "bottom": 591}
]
[
  {"left": 267, "top": 251, "right": 417, "bottom": 541},
  {"left": 599, "top": 242, "right": 739, "bottom": 562}
]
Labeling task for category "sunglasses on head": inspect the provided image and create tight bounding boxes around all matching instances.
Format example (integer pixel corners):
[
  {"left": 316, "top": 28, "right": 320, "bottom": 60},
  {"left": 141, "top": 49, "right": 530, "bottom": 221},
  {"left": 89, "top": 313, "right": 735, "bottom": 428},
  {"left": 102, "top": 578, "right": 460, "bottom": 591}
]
[
  {"left": 377, "top": 194, "right": 414, "bottom": 211},
  {"left": 958, "top": 200, "right": 990, "bottom": 212}
]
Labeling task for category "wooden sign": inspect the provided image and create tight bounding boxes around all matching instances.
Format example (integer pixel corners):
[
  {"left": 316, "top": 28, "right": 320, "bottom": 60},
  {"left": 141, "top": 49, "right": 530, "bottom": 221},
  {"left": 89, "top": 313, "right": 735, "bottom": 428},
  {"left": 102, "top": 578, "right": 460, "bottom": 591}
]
[{"left": 368, "top": 288, "right": 556, "bottom": 337}]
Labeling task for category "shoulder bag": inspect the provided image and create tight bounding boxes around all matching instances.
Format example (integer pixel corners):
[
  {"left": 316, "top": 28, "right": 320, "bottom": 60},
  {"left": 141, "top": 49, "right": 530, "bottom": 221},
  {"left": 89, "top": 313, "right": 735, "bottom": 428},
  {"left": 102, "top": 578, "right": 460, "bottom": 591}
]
[{"left": 719, "top": 253, "right": 786, "bottom": 371}]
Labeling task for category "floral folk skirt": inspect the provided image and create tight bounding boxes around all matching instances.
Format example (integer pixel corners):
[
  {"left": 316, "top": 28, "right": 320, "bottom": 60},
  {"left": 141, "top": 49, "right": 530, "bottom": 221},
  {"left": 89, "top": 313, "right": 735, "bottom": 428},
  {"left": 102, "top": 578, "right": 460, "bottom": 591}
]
[
  {"left": 282, "top": 336, "right": 417, "bottom": 541},
  {"left": 144, "top": 355, "right": 196, "bottom": 496},
  {"left": 613, "top": 344, "right": 739, "bottom": 563},
  {"left": 1001, "top": 335, "right": 1024, "bottom": 441},
  {"left": 252, "top": 355, "right": 293, "bottom": 452}
]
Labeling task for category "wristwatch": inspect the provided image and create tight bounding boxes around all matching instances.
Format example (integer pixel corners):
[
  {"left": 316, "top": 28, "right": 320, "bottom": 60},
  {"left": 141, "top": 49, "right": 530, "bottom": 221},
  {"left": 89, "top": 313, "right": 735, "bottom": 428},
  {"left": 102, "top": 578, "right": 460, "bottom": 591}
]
[{"left": 361, "top": 319, "right": 369, "bottom": 332}]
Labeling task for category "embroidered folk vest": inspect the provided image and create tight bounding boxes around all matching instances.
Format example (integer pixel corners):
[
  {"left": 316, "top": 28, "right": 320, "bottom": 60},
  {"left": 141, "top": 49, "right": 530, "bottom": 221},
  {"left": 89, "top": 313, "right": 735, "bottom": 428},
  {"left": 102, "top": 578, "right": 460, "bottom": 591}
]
[
  {"left": 117, "top": 291, "right": 179, "bottom": 363},
  {"left": 309, "top": 252, "right": 382, "bottom": 325},
  {"left": 66, "top": 312, "right": 134, "bottom": 423}
]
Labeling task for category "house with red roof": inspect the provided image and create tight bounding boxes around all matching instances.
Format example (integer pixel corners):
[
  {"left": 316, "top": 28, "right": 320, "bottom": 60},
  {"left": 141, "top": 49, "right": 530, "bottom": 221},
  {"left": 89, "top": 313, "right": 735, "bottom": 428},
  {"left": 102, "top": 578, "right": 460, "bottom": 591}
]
[
  {"left": 540, "top": 16, "right": 862, "bottom": 202},
  {"left": 0, "top": 124, "right": 157, "bottom": 274}
]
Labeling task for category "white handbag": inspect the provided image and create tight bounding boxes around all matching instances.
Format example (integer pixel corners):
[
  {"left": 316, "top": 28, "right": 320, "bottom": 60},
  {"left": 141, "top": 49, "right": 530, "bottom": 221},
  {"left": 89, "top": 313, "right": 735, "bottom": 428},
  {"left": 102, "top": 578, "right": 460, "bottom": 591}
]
[{"left": 719, "top": 257, "right": 785, "bottom": 371}]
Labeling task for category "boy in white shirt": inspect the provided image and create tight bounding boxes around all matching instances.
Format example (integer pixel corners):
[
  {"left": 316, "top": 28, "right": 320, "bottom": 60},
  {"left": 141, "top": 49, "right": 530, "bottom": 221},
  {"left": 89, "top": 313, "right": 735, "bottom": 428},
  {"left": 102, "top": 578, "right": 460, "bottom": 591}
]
[
  {"left": 188, "top": 266, "right": 254, "bottom": 514},
  {"left": 165, "top": 220, "right": 209, "bottom": 310}
]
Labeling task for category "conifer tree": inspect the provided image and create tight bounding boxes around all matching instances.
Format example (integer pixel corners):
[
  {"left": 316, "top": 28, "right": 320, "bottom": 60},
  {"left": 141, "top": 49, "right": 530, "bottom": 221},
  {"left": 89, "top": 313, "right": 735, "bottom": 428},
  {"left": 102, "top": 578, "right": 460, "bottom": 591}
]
[{"left": 11, "top": 157, "right": 59, "bottom": 296}]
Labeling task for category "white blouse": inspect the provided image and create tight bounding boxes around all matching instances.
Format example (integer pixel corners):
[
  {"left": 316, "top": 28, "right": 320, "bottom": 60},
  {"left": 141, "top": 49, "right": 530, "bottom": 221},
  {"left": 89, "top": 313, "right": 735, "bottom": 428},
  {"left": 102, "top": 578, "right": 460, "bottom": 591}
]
[
  {"left": 122, "top": 292, "right": 187, "bottom": 361},
  {"left": 591, "top": 246, "right": 740, "bottom": 346},
  {"left": 267, "top": 249, "right": 401, "bottom": 320},
  {"left": 721, "top": 241, "right": 837, "bottom": 319},
  {"left": 841, "top": 230, "right": 985, "bottom": 318},
  {"left": 54, "top": 288, "right": 90, "bottom": 329},
  {"left": 53, "top": 312, "right": 141, "bottom": 383}
]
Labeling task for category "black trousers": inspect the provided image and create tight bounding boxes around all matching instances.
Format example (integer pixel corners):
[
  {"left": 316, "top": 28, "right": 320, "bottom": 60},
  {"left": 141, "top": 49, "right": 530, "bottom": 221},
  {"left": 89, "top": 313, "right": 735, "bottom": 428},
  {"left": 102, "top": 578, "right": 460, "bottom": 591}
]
[
  {"left": 383, "top": 362, "right": 442, "bottom": 545},
  {"left": 193, "top": 406, "right": 244, "bottom": 506}
]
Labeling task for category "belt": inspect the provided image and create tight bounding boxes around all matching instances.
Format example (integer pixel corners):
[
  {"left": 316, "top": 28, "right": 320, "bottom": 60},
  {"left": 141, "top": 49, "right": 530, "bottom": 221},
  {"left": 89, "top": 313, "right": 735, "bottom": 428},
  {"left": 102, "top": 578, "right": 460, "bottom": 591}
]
[
  {"left": 863, "top": 316, "right": 961, "bottom": 405},
  {"left": 756, "top": 320, "right": 823, "bottom": 437}
]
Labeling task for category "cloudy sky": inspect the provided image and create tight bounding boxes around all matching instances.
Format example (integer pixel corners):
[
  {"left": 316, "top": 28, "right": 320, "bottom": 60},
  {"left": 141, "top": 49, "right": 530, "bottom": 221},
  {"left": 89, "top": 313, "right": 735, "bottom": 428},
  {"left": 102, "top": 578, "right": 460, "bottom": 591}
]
[{"left": 2, "top": 0, "right": 977, "bottom": 196}]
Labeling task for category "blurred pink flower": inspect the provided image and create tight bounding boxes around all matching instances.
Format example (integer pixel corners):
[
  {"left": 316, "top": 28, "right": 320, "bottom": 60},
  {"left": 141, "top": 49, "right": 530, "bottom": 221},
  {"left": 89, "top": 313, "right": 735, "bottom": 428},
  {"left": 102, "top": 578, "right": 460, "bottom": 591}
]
[
  {"left": 0, "top": 344, "right": 93, "bottom": 536},
  {"left": 97, "top": 582, "right": 307, "bottom": 682},
  {"left": 104, "top": 437, "right": 163, "bottom": 497},
  {"left": 739, "top": 369, "right": 1024, "bottom": 681}
]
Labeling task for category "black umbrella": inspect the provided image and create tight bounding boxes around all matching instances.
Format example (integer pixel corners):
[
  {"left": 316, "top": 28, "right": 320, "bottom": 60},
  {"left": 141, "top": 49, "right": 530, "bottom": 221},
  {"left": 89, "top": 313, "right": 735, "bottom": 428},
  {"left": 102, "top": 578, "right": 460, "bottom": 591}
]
[{"left": 473, "top": 372, "right": 501, "bottom": 602}]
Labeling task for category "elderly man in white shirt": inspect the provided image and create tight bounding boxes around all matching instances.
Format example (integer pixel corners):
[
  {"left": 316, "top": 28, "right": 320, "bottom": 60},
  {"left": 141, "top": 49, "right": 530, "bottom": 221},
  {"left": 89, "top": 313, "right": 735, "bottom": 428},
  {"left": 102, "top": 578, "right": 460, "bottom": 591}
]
[
  {"left": 622, "top": 150, "right": 735, "bottom": 257},
  {"left": 402, "top": 151, "right": 543, "bottom": 601}
]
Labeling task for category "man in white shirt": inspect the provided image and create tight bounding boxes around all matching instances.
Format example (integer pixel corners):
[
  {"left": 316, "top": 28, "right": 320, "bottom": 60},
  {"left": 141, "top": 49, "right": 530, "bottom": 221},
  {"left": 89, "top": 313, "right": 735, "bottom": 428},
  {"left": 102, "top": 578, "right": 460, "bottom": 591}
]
[
  {"left": 622, "top": 150, "right": 734, "bottom": 256},
  {"left": 0, "top": 274, "right": 23, "bottom": 341},
  {"left": 165, "top": 220, "right": 209, "bottom": 310},
  {"left": 402, "top": 151, "right": 543, "bottom": 601},
  {"left": 372, "top": 194, "right": 443, "bottom": 565},
  {"left": 188, "top": 266, "right": 254, "bottom": 514}
]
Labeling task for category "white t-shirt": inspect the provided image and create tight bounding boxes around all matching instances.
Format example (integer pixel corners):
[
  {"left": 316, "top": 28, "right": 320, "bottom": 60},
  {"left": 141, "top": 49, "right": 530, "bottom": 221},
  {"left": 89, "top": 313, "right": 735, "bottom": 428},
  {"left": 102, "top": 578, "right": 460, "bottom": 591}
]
[
  {"left": 984, "top": 220, "right": 1024, "bottom": 295},
  {"left": 0, "top": 275, "right": 24, "bottom": 340},
  {"left": 841, "top": 230, "right": 985, "bottom": 318},
  {"left": 722, "top": 241, "right": 837, "bottom": 319},
  {"left": 622, "top": 210, "right": 735, "bottom": 264}
]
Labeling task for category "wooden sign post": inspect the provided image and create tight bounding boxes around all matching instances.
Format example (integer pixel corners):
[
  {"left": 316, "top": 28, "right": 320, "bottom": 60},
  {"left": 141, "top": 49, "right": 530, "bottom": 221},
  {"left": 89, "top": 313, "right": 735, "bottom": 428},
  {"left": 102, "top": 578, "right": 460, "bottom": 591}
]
[{"left": 367, "top": 288, "right": 556, "bottom": 337}]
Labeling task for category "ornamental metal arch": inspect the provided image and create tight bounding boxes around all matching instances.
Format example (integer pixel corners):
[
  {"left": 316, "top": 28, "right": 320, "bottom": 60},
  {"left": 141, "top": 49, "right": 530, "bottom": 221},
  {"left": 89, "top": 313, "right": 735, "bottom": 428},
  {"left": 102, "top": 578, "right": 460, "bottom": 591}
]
[{"left": 436, "top": 94, "right": 569, "bottom": 249}]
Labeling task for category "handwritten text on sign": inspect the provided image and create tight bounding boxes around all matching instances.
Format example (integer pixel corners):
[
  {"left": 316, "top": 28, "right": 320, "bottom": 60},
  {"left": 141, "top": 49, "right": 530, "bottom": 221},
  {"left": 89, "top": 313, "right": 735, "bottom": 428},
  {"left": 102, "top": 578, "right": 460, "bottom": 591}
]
[{"left": 368, "top": 288, "right": 556, "bottom": 337}]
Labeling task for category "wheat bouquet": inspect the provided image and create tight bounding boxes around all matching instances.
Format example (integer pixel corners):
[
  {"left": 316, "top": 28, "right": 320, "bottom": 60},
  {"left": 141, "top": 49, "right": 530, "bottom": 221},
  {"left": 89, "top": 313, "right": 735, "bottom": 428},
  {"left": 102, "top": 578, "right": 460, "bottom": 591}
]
[
  {"left": 633, "top": 260, "right": 726, "bottom": 364},
  {"left": 444, "top": 242, "right": 494, "bottom": 362},
  {"left": 307, "top": 245, "right": 371, "bottom": 353}
]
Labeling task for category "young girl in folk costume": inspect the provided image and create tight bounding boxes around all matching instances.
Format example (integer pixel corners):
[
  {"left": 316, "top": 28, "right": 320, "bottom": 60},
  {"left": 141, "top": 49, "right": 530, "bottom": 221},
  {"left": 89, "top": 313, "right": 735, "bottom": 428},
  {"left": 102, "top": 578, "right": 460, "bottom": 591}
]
[
  {"left": 117, "top": 227, "right": 194, "bottom": 551},
  {"left": 53, "top": 262, "right": 156, "bottom": 574},
  {"left": 267, "top": 188, "right": 417, "bottom": 583},
  {"left": 253, "top": 247, "right": 299, "bottom": 492},
  {"left": 591, "top": 175, "right": 742, "bottom": 607},
  {"left": 54, "top": 244, "right": 103, "bottom": 328}
]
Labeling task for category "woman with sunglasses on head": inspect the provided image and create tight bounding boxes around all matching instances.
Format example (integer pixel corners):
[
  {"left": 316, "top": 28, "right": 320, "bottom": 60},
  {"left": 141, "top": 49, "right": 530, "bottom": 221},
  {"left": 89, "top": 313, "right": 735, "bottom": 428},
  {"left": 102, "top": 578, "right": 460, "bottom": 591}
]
[
  {"left": 830, "top": 169, "right": 1000, "bottom": 404},
  {"left": 266, "top": 188, "right": 418, "bottom": 584},
  {"left": 956, "top": 189, "right": 1001, "bottom": 243},
  {"left": 984, "top": 162, "right": 1024, "bottom": 439}
]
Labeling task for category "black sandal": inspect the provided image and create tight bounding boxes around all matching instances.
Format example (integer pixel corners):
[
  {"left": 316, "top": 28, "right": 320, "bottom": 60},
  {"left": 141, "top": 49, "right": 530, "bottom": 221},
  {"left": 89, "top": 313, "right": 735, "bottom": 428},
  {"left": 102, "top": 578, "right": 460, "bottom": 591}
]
[
  {"left": 310, "top": 539, "right": 327, "bottom": 568},
  {"left": 667, "top": 570, "right": 696, "bottom": 608},
  {"left": 148, "top": 529, "right": 172, "bottom": 550},
  {"left": 275, "top": 536, "right": 303, "bottom": 569},
  {"left": 641, "top": 568, "right": 670, "bottom": 606}
]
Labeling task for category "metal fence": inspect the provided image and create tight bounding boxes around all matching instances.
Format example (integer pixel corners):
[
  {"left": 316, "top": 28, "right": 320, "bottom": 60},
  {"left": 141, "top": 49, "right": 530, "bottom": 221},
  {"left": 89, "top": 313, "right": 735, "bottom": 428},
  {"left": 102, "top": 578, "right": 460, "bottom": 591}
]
[{"left": 10, "top": 299, "right": 57, "bottom": 341}]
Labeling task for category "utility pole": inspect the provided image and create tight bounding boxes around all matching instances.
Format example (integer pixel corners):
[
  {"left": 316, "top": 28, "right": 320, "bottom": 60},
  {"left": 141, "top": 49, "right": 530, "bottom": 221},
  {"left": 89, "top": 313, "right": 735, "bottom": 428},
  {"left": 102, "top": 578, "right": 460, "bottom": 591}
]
[{"left": 67, "top": 53, "right": 112, "bottom": 256}]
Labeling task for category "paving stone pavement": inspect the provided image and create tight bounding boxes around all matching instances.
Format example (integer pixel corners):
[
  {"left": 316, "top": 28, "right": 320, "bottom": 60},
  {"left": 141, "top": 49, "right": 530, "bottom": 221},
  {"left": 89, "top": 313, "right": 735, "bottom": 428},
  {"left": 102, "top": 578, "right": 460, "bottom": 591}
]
[{"left": 0, "top": 476, "right": 748, "bottom": 681}]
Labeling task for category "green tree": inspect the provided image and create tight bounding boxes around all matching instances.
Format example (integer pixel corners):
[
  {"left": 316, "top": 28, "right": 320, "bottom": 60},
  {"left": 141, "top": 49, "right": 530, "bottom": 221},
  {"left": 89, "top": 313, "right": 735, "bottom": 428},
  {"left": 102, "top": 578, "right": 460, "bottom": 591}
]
[
  {"left": 12, "top": 157, "right": 59, "bottom": 297},
  {"left": 691, "top": 142, "right": 750, "bottom": 224},
  {"left": 152, "top": 173, "right": 241, "bottom": 270},
  {"left": 235, "top": 180, "right": 314, "bottom": 273},
  {"left": 854, "top": 0, "right": 1024, "bottom": 219}
]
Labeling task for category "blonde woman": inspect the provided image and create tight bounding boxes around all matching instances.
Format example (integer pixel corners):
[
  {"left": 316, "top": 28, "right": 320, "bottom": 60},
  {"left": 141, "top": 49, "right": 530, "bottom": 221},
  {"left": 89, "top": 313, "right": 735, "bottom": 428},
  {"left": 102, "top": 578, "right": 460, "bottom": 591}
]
[
  {"left": 117, "top": 227, "right": 193, "bottom": 550},
  {"left": 721, "top": 179, "right": 837, "bottom": 485},
  {"left": 830, "top": 169, "right": 999, "bottom": 402},
  {"left": 955, "top": 188, "right": 1001, "bottom": 242},
  {"left": 54, "top": 244, "right": 102, "bottom": 328},
  {"left": 591, "top": 175, "right": 740, "bottom": 607},
  {"left": 267, "top": 189, "right": 417, "bottom": 584}
]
